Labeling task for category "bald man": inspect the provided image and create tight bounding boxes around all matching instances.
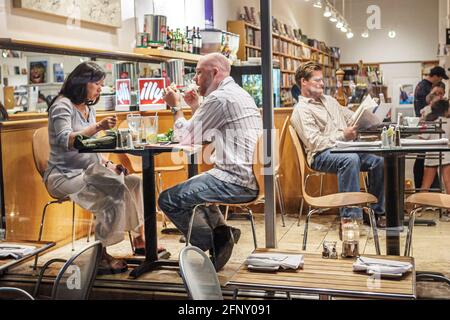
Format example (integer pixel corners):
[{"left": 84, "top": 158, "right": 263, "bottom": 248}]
[{"left": 160, "top": 53, "right": 262, "bottom": 271}]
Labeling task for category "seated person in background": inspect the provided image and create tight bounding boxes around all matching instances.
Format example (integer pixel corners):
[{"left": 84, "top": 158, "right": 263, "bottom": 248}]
[
  {"left": 291, "top": 84, "right": 301, "bottom": 103},
  {"left": 159, "top": 53, "right": 263, "bottom": 271},
  {"left": 420, "top": 82, "right": 446, "bottom": 120},
  {"left": 291, "top": 62, "right": 386, "bottom": 229},
  {"left": 420, "top": 99, "right": 450, "bottom": 222},
  {"left": 45, "top": 62, "right": 148, "bottom": 275}
]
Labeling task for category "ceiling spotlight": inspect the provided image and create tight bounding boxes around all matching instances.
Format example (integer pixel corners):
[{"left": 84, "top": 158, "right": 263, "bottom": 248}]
[
  {"left": 388, "top": 30, "right": 397, "bottom": 38},
  {"left": 346, "top": 31, "right": 354, "bottom": 39},
  {"left": 341, "top": 25, "right": 348, "bottom": 33},
  {"left": 336, "top": 21, "right": 344, "bottom": 29},
  {"left": 329, "top": 12, "right": 338, "bottom": 22},
  {"left": 323, "top": 6, "right": 332, "bottom": 17},
  {"left": 361, "top": 31, "right": 369, "bottom": 38},
  {"left": 313, "top": 0, "right": 323, "bottom": 9}
]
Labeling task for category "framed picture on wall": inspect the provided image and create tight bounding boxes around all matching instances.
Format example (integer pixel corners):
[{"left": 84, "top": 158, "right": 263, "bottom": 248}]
[
  {"left": 29, "top": 61, "right": 48, "bottom": 84},
  {"left": 53, "top": 63, "right": 64, "bottom": 83}
]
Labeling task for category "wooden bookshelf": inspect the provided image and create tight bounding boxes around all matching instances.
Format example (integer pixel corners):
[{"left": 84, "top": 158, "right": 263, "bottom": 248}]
[
  {"left": 227, "top": 20, "right": 340, "bottom": 106},
  {"left": 133, "top": 47, "right": 202, "bottom": 64}
]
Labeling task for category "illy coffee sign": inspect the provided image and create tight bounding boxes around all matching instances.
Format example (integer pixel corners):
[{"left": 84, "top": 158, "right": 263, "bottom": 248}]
[
  {"left": 115, "top": 79, "right": 131, "bottom": 111},
  {"left": 138, "top": 78, "right": 166, "bottom": 111}
]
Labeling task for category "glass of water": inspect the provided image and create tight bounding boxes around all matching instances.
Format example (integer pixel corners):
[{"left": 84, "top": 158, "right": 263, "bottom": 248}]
[
  {"left": 142, "top": 116, "right": 158, "bottom": 144},
  {"left": 127, "top": 114, "right": 142, "bottom": 146}
]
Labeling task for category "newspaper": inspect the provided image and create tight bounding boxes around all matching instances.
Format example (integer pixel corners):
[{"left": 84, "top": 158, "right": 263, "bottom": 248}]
[
  {"left": 336, "top": 141, "right": 382, "bottom": 149},
  {"left": 350, "top": 95, "right": 380, "bottom": 130}
]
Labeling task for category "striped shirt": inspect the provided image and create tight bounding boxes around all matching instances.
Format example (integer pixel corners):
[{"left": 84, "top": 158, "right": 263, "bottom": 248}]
[
  {"left": 291, "top": 95, "right": 354, "bottom": 166},
  {"left": 175, "top": 76, "right": 263, "bottom": 190}
]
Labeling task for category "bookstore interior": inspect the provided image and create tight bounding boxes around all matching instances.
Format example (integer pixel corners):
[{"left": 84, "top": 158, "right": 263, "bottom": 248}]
[{"left": 0, "top": 0, "right": 449, "bottom": 302}]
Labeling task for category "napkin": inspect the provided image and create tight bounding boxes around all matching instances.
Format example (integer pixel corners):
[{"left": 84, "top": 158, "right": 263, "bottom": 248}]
[
  {"left": 401, "top": 138, "right": 449, "bottom": 146},
  {"left": 0, "top": 244, "right": 36, "bottom": 260},
  {"left": 335, "top": 141, "right": 382, "bottom": 149},
  {"left": 353, "top": 256, "right": 413, "bottom": 276},
  {"left": 245, "top": 253, "right": 304, "bottom": 270}
]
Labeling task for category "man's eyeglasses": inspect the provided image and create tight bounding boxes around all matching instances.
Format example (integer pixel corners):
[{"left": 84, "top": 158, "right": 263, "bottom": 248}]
[{"left": 310, "top": 77, "right": 324, "bottom": 83}]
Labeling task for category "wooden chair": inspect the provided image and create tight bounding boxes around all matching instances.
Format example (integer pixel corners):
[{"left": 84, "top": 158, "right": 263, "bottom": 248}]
[
  {"left": 224, "top": 118, "right": 289, "bottom": 228},
  {"left": 32, "top": 127, "right": 78, "bottom": 270},
  {"left": 289, "top": 125, "right": 381, "bottom": 253},
  {"left": 404, "top": 193, "right": 450, "bottom": 285},
  {"left": 186, "top": 135, "right": 265, "bottom": 250}
]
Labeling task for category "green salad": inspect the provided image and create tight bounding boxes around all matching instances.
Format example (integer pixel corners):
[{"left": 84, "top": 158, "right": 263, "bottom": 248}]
[{"left": 157, "top": 128, "right": 174, "bottom": 143}]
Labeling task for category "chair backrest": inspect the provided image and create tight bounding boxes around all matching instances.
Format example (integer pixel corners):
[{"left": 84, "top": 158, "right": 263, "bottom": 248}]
[
  {"left": 179, "top": 246, "right": 223, "bottom": 300},
  {"left": 51, "top": 241, "right": 102, "bottom": 300},
  {"left": 252, "top": 134, "right": 265, "bottom": 202},
  {"left": 288, "top": 125, "right": 314, "bottom": 204},
  {"left": 275, "top": 116, "right": 290, "bottom": 173},
  {"left": 32, "top": 127, "right": 50, "bottom": 178},
  {"left": 0, "top": 287, "right": 35, "bottom": 300}
]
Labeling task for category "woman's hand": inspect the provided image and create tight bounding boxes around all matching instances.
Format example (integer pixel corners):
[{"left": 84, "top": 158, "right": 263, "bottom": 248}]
[{"left": 97, "top": 116, "right": 117, "bottom": 131}]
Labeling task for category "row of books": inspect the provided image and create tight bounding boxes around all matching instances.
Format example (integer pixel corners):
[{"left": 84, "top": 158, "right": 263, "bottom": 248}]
[
  {"left": 278, "top": 57, "right": 302, "bottom": 72},
  {"left": 273, "top": 38, "right": 311, "bottom": 58},
  {"left": 246, "top": 27, "right": 262, "bottom": 48}
]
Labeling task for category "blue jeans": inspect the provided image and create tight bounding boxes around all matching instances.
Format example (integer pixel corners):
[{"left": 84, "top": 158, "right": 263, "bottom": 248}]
[
  {"left": 158, "top": 173, "right": 258, "bottom": 251},
  {"left": 312, "top": 149, "right": 385, "bottom": 219}
]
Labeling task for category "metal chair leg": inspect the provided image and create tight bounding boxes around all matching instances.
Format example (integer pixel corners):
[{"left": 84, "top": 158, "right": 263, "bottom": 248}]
[
  {"left": 187, "top": 204, "right": 203, "bottom": 247},
  {"left": 247, "top": 209, "right": 258, "bottom": 249},
  {"left": 365, "top": 207, "right": 381, "bottom": 255},
  {"left": 128, "top": 231, "right": 135, "bottom": 253},
  {"left": 34, "top": 200, "right": 60, "bottom": 270},
  {"left": 224, "top": 206, "right": 230, "bottom": 221},
  {"left": 87, "top": 214, "right": 94, "bottom": 243},
  {"left": 319, "top": 175, "right": 324, "bottom": 196},
  {"left": 71, "top": 202, "right": 76, "bottom": 251},
  {"left": 303, "top": 209, "right": 320, "bottom": 250},
  {"left": 404, "top": 207, "right": 420, "bottom": 257},
  {"left": 275, "top": 175, "right": 286, "bottom": 227},
  {"left": 298, "top": 198, "right": 304, "bottom": 226}
]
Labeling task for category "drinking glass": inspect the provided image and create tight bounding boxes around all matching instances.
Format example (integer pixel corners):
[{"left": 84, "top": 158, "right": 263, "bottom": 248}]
[
  {"left": 127, "top": 114, "right": 142, "bottom": 146},
  {"left": 143, "top": 116, "right": 158, "bottom": 144}
]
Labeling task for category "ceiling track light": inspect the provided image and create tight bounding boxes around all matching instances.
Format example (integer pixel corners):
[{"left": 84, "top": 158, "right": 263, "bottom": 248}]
[
  {"left": 346, "top": 31, "right": 354, "bottom": 39},
  {"left": 336, "top": 21, "right": 344, "bottom": 29},
  {"left": 324, "top": 6, "right": 332, "bottom": 17},
  {"left": 313, "top": 0, "right": 323, "bottom": 9}
]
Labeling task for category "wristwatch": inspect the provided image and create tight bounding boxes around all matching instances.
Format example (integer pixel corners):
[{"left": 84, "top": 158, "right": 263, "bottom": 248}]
[{"left": 170, "top": 105, "right": 182, "bottom": 114}]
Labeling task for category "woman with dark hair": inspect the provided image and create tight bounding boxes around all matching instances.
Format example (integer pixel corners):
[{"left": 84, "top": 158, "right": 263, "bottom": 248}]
[{"left": 45, "top": 62, "right": 146, "bottom": 274}]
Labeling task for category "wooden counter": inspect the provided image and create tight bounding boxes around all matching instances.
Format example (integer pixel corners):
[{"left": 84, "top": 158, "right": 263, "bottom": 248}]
[{"left": 0, "top": 108, "right": 338, "bottom": 245}]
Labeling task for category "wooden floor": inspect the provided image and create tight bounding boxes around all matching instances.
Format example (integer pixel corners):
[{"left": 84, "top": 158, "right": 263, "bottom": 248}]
[{"left": 1, "top": 211, "right": 449, "bottom": 299}]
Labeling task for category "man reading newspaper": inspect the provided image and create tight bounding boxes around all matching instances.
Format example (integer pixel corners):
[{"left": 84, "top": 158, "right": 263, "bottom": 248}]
[{"left": 290, "top": 62, "right": 386, "bottom": 229}]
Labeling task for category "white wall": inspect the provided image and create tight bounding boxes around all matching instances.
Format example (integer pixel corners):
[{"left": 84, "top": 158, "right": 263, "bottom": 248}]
[
  {"left": 330, "top": 0, "right": 439, "bottom": 64},
  {"left": 219, "top": 0, "right": 349, "bottom": 44}
]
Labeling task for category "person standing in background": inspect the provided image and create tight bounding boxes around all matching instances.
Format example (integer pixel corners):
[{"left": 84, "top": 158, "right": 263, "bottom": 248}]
[{"left": 413, "top": 66, "right": 448, "bottom": 192}]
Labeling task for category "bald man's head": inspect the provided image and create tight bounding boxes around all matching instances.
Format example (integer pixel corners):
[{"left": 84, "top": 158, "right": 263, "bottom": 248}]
[
  {"left": 194, "top": 53, "right": 232, "bottom": 96},
  {"left": 199, "top": 53, "right": 231, "bottom": 74}
]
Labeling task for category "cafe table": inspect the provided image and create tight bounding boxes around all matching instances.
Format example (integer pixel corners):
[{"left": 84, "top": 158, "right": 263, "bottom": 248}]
[
  {"left": 81, "top": 143, "right": 201, "bottom": 278},
  {"left": 331, "top": 144, "right": 450, "bottom": 256},
  {"left": 0, "top": 240, "right": 55, "bottom": 276},
  {"left": 358, "top": 125, "right": 447, "bottom": 227},
  {"left": 226, "top": 248, "right": 416, "bottom": 300}
]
